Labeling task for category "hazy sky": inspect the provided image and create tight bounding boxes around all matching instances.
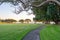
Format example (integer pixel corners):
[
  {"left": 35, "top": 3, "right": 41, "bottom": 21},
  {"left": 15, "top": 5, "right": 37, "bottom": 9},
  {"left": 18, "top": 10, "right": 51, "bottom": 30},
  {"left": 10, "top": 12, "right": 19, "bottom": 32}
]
[{"left": 0, "top": 3, "right": 35, "bottom": 21}]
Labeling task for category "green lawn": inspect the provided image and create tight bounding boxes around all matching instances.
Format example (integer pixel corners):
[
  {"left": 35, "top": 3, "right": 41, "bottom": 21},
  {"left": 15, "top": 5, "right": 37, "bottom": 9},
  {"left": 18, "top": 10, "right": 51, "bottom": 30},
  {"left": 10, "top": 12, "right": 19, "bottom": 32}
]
[
  {"left": 0, "top": 24, "right": 40, "bottom": 40},
  {"left": 40, "top": 24, "right": 60, "bottom": 40}
]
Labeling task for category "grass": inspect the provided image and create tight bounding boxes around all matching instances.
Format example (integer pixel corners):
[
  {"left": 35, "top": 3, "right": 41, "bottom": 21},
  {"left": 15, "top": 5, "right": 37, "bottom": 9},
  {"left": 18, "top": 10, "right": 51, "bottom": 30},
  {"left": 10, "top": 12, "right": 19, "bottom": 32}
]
[
  {"left": 0, "top": 23, "right": 40, "bottom": 40},
  {"left": 40, "top": 24, "right": 60, "bottom": 40}
]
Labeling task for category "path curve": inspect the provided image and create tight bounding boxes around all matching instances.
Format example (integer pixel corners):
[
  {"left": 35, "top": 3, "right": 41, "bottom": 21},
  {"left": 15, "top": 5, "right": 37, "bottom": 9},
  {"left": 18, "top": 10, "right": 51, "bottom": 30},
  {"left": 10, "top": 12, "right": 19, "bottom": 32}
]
[{"left": 23, "top": 25, "right": 45, "bottom": 40}]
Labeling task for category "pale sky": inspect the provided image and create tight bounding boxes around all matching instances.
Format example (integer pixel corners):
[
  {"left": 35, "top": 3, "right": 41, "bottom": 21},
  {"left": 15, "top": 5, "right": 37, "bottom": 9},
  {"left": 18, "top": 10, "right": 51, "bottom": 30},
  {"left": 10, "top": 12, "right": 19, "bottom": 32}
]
[{"left": 0, "top": 3, "right": 35, "bottom": 21}]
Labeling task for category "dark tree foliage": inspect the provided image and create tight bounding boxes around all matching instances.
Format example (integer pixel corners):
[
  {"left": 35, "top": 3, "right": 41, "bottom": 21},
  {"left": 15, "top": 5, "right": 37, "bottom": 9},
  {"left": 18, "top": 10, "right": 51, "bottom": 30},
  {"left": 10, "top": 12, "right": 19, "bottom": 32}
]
[
  {"left": 33, "top": 2, "right": 60, "bottom": 24},
  {"left": 1, "top": 19, "right": 17, "bottom": 23},
  {"left": 19, "top": 19, "right": 24, "bottom": 23},
  {"left": 25, "top": 19, "right": 31, "bottom": 23},
  {"left": 46, "top": 2, "right": 60, "bottom": 24}
]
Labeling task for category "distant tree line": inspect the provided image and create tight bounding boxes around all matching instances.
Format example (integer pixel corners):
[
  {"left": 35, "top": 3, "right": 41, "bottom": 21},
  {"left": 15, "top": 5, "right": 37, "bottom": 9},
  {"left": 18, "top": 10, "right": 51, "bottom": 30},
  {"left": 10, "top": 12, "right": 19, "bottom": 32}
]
[
  {"left": 0, "top": 19, "right": 31, "bottom": 23},
  {"left": 0, "top": 19, "right": 17, "bottom": 23},
  {"left": 19, "top": 19, "right": 31, "bottom": 23}
]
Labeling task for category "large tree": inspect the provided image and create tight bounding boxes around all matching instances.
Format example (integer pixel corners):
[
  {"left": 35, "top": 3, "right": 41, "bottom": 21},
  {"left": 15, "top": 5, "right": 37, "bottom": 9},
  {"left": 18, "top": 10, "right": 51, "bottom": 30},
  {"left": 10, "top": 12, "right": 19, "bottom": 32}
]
[
  {"left": 33, "top": 0, "right": 60, "bottom": 24},
  {"left": 33, "top": 2, "right": 60, "bottom": 24}
]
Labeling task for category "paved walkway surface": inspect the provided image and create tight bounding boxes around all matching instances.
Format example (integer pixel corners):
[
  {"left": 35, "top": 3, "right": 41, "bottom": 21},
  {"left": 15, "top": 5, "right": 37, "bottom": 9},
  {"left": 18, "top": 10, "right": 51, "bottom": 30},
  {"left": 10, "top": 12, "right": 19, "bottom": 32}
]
[{"left": 23, "top": 25, "right": 45, "bottom": 40}]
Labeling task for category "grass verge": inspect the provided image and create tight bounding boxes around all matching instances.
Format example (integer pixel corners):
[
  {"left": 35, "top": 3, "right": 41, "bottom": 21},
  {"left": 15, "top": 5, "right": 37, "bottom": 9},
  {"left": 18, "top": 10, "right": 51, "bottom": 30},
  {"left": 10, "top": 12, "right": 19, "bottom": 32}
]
[{"left": 40, "top": 24, "right": 60, "bottom": 40}]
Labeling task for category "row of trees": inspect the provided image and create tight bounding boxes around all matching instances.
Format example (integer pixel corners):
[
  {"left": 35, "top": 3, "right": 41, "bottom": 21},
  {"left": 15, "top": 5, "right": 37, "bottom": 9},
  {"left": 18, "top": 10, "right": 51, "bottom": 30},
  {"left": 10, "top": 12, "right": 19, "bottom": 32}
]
[
  {"left": 0, "top": 19, "right": 31, "bottom": 23},
  {"left": 0, "top": 19, "right": 17, "bottom": 23},
  {"left": 19, "top": 19, "right": 31, "bottom": 23}
]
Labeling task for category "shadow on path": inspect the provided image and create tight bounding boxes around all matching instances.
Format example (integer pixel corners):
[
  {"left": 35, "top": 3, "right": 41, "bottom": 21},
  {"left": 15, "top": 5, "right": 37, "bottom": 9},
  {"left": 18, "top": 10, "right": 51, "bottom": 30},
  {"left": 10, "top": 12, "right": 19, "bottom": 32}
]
[{"left": 23, "top": 25, "right": 45, "bottom": 40}]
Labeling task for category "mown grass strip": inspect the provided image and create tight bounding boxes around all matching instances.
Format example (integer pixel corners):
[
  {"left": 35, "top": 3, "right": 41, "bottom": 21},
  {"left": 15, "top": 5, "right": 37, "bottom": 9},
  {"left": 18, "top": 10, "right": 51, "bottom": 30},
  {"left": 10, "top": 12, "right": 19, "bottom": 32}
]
[{"left": 40, "top": 24, "right": 60, "bottom": 40}]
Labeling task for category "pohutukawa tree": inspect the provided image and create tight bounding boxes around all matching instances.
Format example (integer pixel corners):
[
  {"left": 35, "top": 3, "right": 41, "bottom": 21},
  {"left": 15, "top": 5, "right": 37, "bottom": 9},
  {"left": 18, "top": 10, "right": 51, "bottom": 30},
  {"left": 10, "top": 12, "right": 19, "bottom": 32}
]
[
  {"left": 0, "top": 0, "right": 60, "bottom": 24},
  {"left": 33, "top": 0, "right": 60, "bottom": 24}
]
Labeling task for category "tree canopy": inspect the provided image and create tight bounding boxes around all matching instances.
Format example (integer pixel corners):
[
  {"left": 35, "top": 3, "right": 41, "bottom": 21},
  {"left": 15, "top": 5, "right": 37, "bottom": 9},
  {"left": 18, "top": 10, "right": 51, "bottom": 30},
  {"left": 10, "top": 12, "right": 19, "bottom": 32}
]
[{"left": 0, "top": 0, "right": 59, "bottom": 14}]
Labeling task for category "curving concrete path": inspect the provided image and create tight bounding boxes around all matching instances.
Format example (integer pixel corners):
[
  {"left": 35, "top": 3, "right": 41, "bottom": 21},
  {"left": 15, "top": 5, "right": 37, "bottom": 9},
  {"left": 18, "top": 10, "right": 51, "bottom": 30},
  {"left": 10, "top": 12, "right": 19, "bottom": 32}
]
[{"left": 23, "top": 25, "right": 45, "bottom": 40}]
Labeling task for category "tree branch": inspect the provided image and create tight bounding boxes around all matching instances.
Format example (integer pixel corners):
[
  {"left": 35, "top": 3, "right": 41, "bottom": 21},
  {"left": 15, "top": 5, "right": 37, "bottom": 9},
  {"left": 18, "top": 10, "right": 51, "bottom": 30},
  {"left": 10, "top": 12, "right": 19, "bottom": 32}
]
[
  {"left": 31, "top": 1, "right": 48, "bottom": 7},
  {"left": 54, "top": 0, "right": 60, "bottom": 5},
  {"left": 31, "top": 0, "right": 60, "bottom": 7}
]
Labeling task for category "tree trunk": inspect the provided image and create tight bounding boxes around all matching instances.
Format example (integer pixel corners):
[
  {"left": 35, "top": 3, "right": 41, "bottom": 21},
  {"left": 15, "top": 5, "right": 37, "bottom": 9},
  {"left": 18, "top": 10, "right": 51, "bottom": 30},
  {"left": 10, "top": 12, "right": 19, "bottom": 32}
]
[
  {"left": 54, "top": 20, "right": 60, "bottom": 24},
  {"left": 45, "top": 21, "right": 50, "bottom": 24}
]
